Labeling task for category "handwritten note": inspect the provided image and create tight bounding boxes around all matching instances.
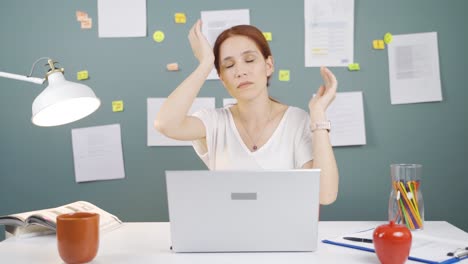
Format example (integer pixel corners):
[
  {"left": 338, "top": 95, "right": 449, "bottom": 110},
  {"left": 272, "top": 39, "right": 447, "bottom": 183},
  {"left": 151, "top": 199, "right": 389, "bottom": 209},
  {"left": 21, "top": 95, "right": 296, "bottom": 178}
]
[
  {"left": 373, "top": 40, "right": 385, "bottom": 50},
  {"left": 112, "top": 101, "right": 124, "bottom": 112},
  {"left": 262, "top": 32, "right": 272, "bottom": 41},
  {"left": 279, "top": 70, "right": 290, "bottom": 81},
  {"left": 384, "top": 32, "right": 393, "bottom": 44},
  {"left": 348, "top": 63, "right": 360, "bottom": 71},
  {"left": 81, "top": 18, "right": 92, "bottom": 29},
  {"left": 76, "top": 11, "right": 88, "bottom": 21},
  {"left": 166, "top": 63, "right": 179, "bottom": 71},
  {"left": 77, "top": 70, "right": 89, "bottom": 80},
  {"left": 174, "top": 13, "right": 186, "bottom": 24}
]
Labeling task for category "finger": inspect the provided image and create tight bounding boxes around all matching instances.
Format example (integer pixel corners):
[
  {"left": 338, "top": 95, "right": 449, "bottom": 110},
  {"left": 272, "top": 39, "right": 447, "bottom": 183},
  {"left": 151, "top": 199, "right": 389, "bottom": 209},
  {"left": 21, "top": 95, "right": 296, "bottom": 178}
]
[
  {"left": 316, "top": 85, "right": 325, "bottom": 97},
  {"left": 320, "top": 67, "right": 331, "bottom": 88},
  {"left": 325, "top": 67, "right": 338, "bottom": 90},
  {"left": 190, "top": 19, "right": 198, "bottom": 33},
  {"left": 194, "top": 19, "right": 203, "bottom": 38},
  {"left": 188, "top": 20, "right": 197, "bottom": 39},
  {"left": 322, "top": 84, "right": 337, "bottom": 105}
]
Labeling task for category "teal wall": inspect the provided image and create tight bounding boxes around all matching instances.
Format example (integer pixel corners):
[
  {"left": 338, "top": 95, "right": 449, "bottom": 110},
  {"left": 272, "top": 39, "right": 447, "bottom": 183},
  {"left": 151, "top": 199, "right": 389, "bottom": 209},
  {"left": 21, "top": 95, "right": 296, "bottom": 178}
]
[{"left": 1, "top": 0, "right": 467, "bottom": 241}]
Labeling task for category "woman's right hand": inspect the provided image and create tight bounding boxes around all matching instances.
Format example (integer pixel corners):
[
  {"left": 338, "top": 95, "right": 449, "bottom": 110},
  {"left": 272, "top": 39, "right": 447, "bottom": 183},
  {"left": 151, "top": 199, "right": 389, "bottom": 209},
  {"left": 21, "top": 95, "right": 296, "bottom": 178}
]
[{"left": 188, "top": 19, "right": 215, "bottom": 66}]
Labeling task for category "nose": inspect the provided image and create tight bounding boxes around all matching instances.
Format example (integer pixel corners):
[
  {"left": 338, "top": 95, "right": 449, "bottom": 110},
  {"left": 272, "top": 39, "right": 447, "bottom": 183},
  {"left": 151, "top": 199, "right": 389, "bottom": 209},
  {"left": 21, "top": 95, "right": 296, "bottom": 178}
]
[
  {"left": 234, "top": 64, "right": 248, "bottom": 78},
  {"left": 235, "top": 72, "right": 247, "bottom": 78}
]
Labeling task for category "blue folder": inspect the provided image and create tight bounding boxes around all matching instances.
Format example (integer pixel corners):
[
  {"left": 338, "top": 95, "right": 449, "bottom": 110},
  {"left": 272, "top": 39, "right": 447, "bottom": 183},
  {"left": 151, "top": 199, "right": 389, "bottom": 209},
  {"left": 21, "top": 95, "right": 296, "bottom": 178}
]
[{"left": 322, "top": 239, "right": 468, "bottom": 264}]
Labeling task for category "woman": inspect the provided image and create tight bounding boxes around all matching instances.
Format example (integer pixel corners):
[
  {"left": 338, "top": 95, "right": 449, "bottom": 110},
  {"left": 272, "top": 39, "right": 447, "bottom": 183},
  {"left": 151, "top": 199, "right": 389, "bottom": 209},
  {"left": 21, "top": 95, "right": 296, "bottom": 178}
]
[{"left": 155, "top": 20, "right": 339, "bottom": 205}]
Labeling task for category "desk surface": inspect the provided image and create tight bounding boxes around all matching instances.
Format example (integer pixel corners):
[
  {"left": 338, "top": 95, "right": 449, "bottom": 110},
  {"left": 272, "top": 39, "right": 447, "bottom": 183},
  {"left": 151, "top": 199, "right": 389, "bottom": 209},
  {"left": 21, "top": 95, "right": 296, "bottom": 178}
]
[{"left": 0, "top": 221, "right": 466, "bottom": 263}]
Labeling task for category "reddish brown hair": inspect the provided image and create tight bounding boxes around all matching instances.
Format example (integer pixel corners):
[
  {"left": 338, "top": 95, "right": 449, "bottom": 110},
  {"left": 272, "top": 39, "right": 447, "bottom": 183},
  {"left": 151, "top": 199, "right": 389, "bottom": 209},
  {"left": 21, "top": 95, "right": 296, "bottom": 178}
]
[{"left": 213, "top": 24, "right": 273, "bottom": 86}]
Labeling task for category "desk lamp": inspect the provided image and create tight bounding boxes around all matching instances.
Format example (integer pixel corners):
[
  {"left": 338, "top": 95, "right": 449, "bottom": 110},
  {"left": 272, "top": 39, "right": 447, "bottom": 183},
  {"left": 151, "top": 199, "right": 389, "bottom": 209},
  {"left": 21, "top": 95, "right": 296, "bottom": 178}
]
[{"left": 0, "top": 57, "right": 101, "bottom": 126}]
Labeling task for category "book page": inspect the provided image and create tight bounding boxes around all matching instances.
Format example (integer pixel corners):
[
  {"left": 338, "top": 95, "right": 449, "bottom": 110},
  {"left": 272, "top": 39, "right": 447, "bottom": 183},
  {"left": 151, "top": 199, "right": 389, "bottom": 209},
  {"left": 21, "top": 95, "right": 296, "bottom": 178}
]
[
  {"left": 5, "top": 225, "right": 54, "bottom": 239},
  {"left": 2, "top": 201, "right": 122, "bottom": 233},
  {"left": 4, "top": 208, "right": 52, "bottom": 224}
]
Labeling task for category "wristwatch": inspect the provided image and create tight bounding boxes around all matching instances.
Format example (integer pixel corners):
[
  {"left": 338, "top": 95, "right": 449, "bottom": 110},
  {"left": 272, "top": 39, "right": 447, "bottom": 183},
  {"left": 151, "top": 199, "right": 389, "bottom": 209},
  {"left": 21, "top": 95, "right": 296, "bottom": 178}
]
[{"left": 311, "top": 121, "right": 331, "bottom": 132}]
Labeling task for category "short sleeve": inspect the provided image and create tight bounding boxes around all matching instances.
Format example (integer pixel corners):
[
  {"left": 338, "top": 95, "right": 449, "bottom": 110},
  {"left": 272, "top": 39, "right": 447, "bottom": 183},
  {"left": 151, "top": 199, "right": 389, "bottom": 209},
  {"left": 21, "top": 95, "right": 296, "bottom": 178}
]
[
  {"left": 294, "top": 114, "right": 314, "bottom": 168},
  {"left": 191, "top": 108, "right": 218, "bottom": 169}
]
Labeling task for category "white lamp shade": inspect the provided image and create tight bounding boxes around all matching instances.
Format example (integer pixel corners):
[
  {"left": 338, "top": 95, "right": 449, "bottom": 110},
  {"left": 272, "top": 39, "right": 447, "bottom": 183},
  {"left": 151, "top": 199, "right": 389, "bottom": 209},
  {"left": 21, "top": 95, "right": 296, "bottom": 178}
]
[{"left": 31, "top": 72, "right": 101, "bottom": 127}]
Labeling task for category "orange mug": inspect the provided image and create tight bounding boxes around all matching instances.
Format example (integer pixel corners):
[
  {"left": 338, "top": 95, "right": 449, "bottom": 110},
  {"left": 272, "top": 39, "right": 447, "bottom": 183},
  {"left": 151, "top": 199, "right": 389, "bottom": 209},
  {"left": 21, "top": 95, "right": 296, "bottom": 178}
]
[{"left": 56, "top": 212, "right": 99, "bottom": 264}]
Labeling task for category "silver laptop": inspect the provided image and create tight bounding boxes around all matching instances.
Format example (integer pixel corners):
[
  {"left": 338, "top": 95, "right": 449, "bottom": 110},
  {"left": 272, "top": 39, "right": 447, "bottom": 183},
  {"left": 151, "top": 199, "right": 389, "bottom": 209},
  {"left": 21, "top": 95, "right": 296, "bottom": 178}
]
[{"left": 165, "top": 169, "right": 321, "bottom": 253}]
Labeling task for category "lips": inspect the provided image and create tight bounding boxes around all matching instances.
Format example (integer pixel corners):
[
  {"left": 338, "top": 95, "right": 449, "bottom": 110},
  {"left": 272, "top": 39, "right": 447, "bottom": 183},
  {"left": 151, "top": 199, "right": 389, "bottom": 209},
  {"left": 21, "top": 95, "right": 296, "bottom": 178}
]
[{"left": 237, "top": 81, "right": 253, "bottom": 89}]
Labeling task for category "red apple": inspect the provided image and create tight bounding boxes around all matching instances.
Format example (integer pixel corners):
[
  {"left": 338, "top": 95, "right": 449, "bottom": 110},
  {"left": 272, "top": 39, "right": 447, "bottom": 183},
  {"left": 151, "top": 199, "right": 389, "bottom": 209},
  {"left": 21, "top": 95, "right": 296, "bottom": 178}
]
[{"left": 373, "top": 221, "right": 412, "bottom": 264}]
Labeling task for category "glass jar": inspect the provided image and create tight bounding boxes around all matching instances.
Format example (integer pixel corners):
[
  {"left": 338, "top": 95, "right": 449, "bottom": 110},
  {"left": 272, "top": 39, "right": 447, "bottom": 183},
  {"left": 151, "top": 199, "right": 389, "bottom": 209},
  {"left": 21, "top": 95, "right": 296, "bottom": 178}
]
[{"left": 388, "top": 164, "right": 424, "bottom": 230}]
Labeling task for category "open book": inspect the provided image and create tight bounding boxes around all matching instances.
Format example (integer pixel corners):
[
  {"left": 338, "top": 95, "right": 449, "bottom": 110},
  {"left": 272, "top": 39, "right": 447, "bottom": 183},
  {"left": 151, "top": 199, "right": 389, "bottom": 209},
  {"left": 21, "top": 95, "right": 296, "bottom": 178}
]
[{"left": 0, "top": 201, "right": 122, "bottom": 238}]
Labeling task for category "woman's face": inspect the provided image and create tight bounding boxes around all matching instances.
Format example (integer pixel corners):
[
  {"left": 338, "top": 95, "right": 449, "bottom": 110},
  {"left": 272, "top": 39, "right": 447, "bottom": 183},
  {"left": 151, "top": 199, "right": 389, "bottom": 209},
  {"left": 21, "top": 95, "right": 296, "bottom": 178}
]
[{"left": 218, "top": 35, "right": 273, "bottom": 101}]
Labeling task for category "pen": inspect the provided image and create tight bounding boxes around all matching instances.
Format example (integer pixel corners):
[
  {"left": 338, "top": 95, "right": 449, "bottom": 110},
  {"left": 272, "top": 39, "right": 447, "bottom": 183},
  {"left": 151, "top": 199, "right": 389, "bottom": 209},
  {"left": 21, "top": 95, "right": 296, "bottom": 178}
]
[{"left": 343, "top": 237, "right": 373, "bottom": 243}]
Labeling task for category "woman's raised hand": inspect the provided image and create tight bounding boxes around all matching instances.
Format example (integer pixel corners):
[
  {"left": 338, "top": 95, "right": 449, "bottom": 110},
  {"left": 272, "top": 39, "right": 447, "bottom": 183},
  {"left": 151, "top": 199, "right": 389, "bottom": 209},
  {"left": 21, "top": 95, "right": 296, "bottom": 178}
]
[
  {"left": 308, "top": 67, "right": 338, "bottom": 120},
  {"left": 188, "top": 19, "right": 215, "bottom": 66}
]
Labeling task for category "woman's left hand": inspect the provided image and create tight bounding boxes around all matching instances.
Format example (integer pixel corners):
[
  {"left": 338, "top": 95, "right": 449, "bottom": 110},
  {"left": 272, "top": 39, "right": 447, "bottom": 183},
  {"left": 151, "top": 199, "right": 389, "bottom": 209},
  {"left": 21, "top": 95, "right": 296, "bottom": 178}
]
[{"left": 308, "top": 67, "right": 338, "bottom": 120}]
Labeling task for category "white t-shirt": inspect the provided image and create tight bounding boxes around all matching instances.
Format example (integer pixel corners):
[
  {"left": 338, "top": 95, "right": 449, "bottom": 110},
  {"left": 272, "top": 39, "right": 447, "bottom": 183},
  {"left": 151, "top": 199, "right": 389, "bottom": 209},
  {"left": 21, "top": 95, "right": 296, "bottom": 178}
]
[{"left": 192, "top": 106, "right": 314, "bottom": 170}]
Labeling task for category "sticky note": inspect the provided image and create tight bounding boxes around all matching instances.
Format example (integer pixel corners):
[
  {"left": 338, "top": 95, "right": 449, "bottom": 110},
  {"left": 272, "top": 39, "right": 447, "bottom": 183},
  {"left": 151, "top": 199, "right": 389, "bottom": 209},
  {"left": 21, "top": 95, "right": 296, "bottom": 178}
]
[
  {"left": 348, "top": 63, "right": 360, "bottom": 71},
  {"left": 373, "top": 40, "right": 385, "bottom": 50},
  {"left": 112, "top": 101, "right": 124, "bottom": 112},
  {"left": 153, "top": 31, "right": 165, "bottom": 42},
  {"left": 384, "top": 32, "right": 393, "bottom": 44},
  {"left": 166, "top": 63, "right": 179, "bottom": 71},
  {"left": 77, "top": 70, "right": 89, "bottom": 80},
  {"left": 262, "top": 32, "right": 272, "bottom": 41},
  {"left": 76, "top": 11, "right": 88, "bottom": 22},
  {"left": 174, "top": 13, "right": 186, "bottom": 24},
  {"left": 81, "top": 18, "right": 92, "bottom": 29},
  {"left": 279, "top": 70, "right": 290, "bottom": 81}
]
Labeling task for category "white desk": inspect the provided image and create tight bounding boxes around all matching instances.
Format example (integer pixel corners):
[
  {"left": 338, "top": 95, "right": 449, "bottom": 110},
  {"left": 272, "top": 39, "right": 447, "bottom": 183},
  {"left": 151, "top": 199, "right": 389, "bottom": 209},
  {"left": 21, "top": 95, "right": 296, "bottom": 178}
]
[{"left": 0, "top": 221, "right": 466, "bottom": 263}]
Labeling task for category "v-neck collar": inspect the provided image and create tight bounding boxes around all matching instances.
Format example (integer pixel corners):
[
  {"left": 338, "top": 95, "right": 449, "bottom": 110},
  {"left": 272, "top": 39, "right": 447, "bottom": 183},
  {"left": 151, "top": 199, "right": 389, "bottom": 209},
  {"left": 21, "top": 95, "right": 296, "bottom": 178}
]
[{"left": 227, "top": 106, "right": 290, "bottom": 155}]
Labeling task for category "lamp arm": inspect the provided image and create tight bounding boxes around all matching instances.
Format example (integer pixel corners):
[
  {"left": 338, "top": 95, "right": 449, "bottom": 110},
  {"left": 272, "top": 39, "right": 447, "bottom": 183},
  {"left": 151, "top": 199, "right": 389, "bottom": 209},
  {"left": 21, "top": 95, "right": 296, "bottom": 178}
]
[
  {"left": 0, "top": 57, "right": 51, "bottom": 85},
  {"left": 0, "top": 71, "right": 45, "bottom": 84}
]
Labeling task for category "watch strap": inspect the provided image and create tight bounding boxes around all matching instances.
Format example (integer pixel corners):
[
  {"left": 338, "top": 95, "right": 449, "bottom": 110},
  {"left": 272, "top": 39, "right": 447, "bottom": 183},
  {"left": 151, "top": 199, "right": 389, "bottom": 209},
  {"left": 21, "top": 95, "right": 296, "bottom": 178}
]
[{"left": 311, "top": 121, "right": 331, "bottom": 132}]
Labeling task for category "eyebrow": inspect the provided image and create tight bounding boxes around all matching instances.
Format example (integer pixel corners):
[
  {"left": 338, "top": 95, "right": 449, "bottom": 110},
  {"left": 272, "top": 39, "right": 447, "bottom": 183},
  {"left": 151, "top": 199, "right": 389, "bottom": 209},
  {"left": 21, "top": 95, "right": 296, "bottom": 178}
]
[{"left": 222, "top": 50, "right": 259, "bottom": 62}]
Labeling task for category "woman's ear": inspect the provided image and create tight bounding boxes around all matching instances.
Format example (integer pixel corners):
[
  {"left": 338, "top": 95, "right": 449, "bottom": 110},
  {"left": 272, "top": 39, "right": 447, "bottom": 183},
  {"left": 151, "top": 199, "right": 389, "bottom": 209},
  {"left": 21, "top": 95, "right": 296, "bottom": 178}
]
[{"left": 266, "top": 56, "right": 274, "bottom": 77}]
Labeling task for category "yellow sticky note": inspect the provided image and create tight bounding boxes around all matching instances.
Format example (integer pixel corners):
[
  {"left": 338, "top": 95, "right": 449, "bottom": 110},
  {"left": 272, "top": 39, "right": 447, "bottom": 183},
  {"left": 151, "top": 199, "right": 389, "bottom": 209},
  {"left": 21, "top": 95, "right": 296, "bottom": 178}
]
[
  {"left": 348, "top": 63, "right": 360, "bottom": 71},
  {"left": 373, "top": 40, "right": 385, "bottom": 50},
  {"left": 77, "top": 70, "right": 89, "bottom": 80},
  {"left": 384, "top": 32, "right": 393, "bottom": 44},
  {"left": 153, "top": 31, "right": 165, "bottom": 42},
  {"left": 112, "top": 101, "right": 124, "bottom": 112},
  {"left": 279, "top": 70, "right": 290, "bottom": 81},
  {"left": 174, "top": 13, "right": 186, "bottom": 24},
  {"left": 262, "top": 32, "right": 272, "bottom": 41}
]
